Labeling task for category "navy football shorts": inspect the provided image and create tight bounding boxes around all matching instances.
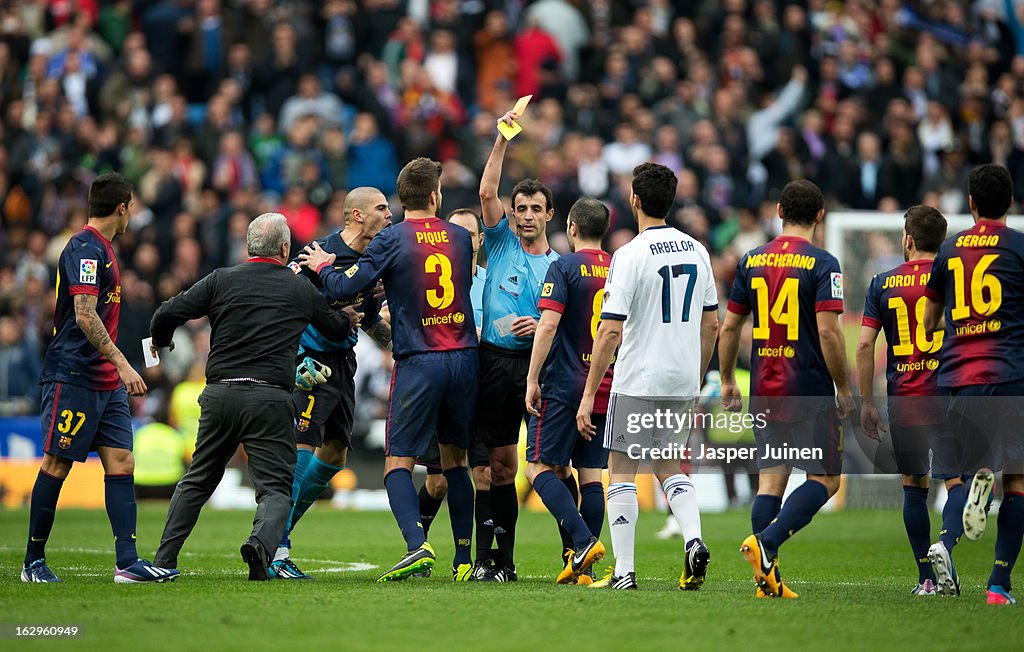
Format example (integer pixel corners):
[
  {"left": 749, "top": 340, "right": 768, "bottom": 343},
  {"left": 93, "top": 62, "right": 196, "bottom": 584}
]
[
  {"left": 40, "top": 381, "right": 133, "bottom": 462},
  {"left": 386, "top": 348, "right": 479, "bottom": 458},
  {"left": 526, "top": 398, "right": 608, "bottom": 469},
  {"left": 946, "top": 380, "right": 1024, "bottom": 475},
  {"left": 754, "top": 403, "right": 843, "bottom": 475}
]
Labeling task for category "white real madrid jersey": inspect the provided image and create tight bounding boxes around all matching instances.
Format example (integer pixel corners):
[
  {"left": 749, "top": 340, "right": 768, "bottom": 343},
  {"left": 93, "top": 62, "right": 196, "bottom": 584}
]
[{"left": 600, "top": 225, "right": 718, "bottom": 398}]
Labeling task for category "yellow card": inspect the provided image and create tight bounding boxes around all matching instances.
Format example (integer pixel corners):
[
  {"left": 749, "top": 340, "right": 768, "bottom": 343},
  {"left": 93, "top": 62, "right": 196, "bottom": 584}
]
[
  {"left": 511, "top": 94, "right": 532, "bottom": 116},
  {"left": 497, "top": 95, "right": 533, "bottom": 140},
  {"left": 497, "top": 120, "right": 523, "bottom": 140}
]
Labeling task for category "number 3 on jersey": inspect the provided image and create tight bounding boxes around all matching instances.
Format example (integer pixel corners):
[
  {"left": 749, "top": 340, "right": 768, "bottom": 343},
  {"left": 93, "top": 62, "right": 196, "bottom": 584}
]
[
  {"left": 751, "top": 277, "right": 799, "bottom": 340},
  {"left": 425, "top": 253, "right": 454, "bottom": 310}
]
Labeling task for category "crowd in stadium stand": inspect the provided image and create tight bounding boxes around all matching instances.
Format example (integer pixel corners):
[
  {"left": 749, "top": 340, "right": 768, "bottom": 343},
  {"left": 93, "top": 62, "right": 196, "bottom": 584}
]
[{"left": 2, "top": 0, "right": 1024, "bottom": 433}]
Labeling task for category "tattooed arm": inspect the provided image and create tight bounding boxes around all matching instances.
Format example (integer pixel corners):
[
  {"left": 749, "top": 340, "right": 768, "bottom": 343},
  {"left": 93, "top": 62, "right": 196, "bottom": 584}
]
[
  {"left": 363, "top": 318, "right": 392, "bottom": 351},
  {"left": 74, "top": 294, "right": 147, "bottom": 396}
]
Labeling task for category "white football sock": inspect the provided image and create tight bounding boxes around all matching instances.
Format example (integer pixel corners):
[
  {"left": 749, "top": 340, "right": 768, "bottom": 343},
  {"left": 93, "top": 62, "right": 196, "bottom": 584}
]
[
  {"left": 274, "top": 546, "right": 290, "bottom": 562},
  {"left": 663, "top": 474, "right": 702, "bottom": 543},
  {"left": 607, "top": 482, "right": 638, "bottom": 576}
]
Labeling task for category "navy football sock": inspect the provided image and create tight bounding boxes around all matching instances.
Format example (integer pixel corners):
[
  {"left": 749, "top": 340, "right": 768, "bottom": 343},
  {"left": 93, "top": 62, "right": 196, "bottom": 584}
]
[
  {"left": 939, "top": 482, "right": 965, "bottom": 552},
  {"left": 104, "top": 474, "right": 139, "bottom": 569},
  {"left": 902, "top": 485, "right": 934, "bottom": 583},
  {"left": 580, "top": 482, "right": 605, "bottom": 538},
  {"left": 490, "top": 482, "right": 519, "bottom": 565},
  {"left": 384, "top": 468, "right": 426, "bottom": 551},
  {"left": 290, "top": 456, "right": 343, "bottom": 531},
  {"left": 443, "top": 467, "right": 474, "bottom": 566},
  {"left": 751, "top": 494, "right": 783, "bottom": 533},
  {"left": 474, "top": 489, "right": 493, "bottom": 562},
  {"left": 988, "top": 492, "right": 1024, "bottom": 591},
  {"left": 534, "top": 471, "right": 593, "bottom": 551},
  {"left": 760, "top": 480, "right": 830, "bottom": 556},
  {"left": 557, "top": 475, "right": 580, "bottom": 556},
  {"left": 280, "top": 448, "right": 314, "bottom": 547},
  {"left": 418, "top": 482, "right": 445, "bottom": 538},
  {"left": 25, "top": 470, "right": 64, "bottom": 565}
]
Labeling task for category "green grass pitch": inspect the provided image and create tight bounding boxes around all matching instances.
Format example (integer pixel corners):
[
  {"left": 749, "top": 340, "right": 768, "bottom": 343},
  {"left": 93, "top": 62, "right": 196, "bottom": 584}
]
[{"left": 1, "top": 504, "right": 1021, "bottom": 651}]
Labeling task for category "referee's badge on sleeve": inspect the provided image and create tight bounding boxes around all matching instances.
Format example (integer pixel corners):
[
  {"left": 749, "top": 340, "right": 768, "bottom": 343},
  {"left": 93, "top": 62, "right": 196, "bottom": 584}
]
[
  {"left": 80, "top": 259, "right": 98, "bottom": 284},
  {"left": 830, "top": 272, "right": 844, "bottom": 300}
]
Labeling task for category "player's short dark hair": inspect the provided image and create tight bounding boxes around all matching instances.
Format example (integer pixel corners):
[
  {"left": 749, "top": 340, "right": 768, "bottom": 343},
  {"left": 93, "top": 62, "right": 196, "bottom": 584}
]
[
  {"left": 88, "top": 173, "right": 134, "bottom": 218},
  {"left": 511, "top": 178, "right": 553, "bottom": 214},
  {"left": 568, "top": 197, "right": 610, "bottom": 240},
  {"left": 903, "top": 205, "right": 947, "bottom": 253},
  {"left": 968, "top": 164, "right": 1014, "bottom": 219},
  {"left": 396, "top": 157, "right": 443, "bottom": 211},
  {"left": 631, "top": 163, "right": 677, "bottom": 219},
  {"left": 446, "top": 208, "right": 482, "bottom": 233},
  {"left": 779, "top": 179, "right": 824, "bottom": 226}
]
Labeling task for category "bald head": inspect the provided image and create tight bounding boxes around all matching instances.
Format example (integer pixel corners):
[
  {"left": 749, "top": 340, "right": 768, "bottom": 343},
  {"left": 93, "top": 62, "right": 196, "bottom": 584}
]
[
  {"left": 343, "top": 186, "right": 392, "bottom": 242},
  {"left": 247, "top": 212, "right": 290, "bottom": 259},
  {"left": 345, "top": 187, "right": 385, "bottom": 216}
]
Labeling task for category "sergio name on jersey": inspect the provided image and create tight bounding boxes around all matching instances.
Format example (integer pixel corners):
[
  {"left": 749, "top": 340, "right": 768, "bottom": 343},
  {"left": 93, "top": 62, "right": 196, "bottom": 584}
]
[
  {"left": 41, "top": 225, "right": 123, "bottom": 391},
  {"left": 314, "top": 217, "right": 477, "bottom": 358},
  {"left": 537, "top": 249, "right": 614, "bottom": 412},
  {"left": 924, "top": 219, "right": 1024, "bottom": 388},
  {"left": 727, "top": 235, "right": 843, "bottom": 406},
  {"left": 601, "top": 225, "right": 717, "bottom": 398}
]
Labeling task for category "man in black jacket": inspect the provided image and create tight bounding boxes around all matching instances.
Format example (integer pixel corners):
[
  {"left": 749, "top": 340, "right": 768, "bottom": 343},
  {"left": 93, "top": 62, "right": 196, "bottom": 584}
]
[{"left": 149, "top": 213, "right": 352, "bottom": 580}]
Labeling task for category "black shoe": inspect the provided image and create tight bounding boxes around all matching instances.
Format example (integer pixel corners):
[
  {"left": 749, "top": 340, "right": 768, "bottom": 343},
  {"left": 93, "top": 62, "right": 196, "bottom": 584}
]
[
  {"left": 470, "top": 559, "right": 494, "bottom": 581},
  {"left": 240, "top": 540, "right": 270, "bottom": 581},
  {"left": 680, "top": 538, "right": 710, "bottom": 590},
  {"left": 491, "top": 563, "right": 517, "bottom": 582}
]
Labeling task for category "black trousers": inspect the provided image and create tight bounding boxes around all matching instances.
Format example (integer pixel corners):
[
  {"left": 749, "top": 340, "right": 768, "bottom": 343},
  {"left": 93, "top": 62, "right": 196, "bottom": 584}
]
[{"left": 154, "top": 383, "right": 296, "bottom": 568}]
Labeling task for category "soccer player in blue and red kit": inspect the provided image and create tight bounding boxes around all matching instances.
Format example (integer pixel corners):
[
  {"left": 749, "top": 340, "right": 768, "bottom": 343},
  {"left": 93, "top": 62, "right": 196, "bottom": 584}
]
[
  {"left": 857, "top": 205, "right": 964, "bottom": 596},
  {"left": 720, "top": 180, "right": 855, "bottom": 599},
  {"left": 923, "top": 164, "right": 1024, "bottom": 605},
  {"left": 300, "top": 158, "right": 479, "bottom": 582},
  {"left": 22, "top": 173, "right": 178, "bottom": 584},
  {"left": 524, "top": 198, "right": 611, "bottom": 584}
]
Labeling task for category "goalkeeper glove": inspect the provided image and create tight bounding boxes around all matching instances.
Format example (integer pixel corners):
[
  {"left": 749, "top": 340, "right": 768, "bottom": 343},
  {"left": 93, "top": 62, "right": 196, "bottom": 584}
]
[{"left": 295, "top": 356, "right": 332, "bottom": 391}]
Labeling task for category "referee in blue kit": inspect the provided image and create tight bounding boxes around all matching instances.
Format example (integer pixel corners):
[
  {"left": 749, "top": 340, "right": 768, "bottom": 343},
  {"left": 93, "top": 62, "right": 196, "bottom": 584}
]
[{"left": 475, "top": 110, "right": 560, "bottom": 581}]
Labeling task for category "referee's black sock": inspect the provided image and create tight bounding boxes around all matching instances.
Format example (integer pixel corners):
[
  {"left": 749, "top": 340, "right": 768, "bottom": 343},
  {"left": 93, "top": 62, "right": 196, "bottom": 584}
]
[
  {"left": 418, "top": 483, "right": 444, "bottom": 538},
  {"left": 558, "top": 475, "right": 580, "bottom": 559},
  {"left": 474, "top": 489, "right": 493, "bottom": 562},
  {"left": 490, "top": 482, "right": 519, "bottom": 566}
]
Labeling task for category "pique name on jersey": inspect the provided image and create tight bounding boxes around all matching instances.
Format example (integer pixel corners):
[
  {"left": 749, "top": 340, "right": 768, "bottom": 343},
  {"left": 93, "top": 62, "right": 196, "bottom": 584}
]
[
  {"left": 649, "top": 240, "right": 695, "bottom": 256},
  {"left": 416, "top": 230, "right": 450, "bottom": 246}
]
